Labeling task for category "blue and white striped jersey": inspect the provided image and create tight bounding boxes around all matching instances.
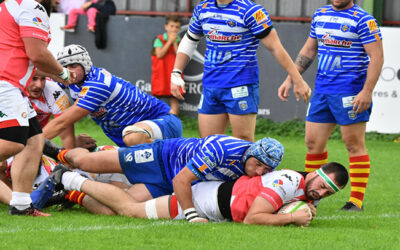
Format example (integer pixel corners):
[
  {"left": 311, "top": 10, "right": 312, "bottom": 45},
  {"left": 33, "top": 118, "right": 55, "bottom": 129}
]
[
  {"left": 189, "top": 0, "right": 273, "bottom": 88},
  {"left": 162, "top": 135, "right": 251, "bottom": 183},
  {"left": 67, "top": 66, "right": 171, "bottom": 146},
  {"left": 310, "top": 4, "right": 382, "bottom": 94}
]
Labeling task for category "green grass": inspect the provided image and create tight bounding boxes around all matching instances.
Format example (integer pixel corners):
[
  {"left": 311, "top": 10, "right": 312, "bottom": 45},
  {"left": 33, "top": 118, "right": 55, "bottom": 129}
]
[{"left": 1, "top": 117, "right": 399, "bottom": 249}]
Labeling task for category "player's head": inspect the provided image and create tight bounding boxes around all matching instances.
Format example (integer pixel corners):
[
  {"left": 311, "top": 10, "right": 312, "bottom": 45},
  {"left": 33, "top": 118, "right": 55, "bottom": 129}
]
[
  {"left": 305, "top": 162, "right": 349, "bottom": 200},
  {"left": 242, "top": 137, "right": 284, "bottom": 177},
  {"left": 27, "top": 74, "right": 46, "bottom": 98},
  {"left": 57, "top": 44, "right": 93, "bottom": 82},
  {"left": 331, "top": 0, "right": 353, "bottom": 10},
  {"left": 165, "top": 15, "right": 182, "bottom": 33}
]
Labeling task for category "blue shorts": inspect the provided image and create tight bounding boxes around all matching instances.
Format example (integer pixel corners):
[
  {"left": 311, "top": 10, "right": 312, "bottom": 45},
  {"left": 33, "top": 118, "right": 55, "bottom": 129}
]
[
  {"left": 118, "top": 140, "right": 173, "bottom": 198},
  {"left": 149, "top": 113, "right": 183, "bottom": 139},
  {"left": 306, "top": 93, "right": 372, "bottom": 125},
  {"left": 198, "top": 84, "right": 259, "bottom": 115}
]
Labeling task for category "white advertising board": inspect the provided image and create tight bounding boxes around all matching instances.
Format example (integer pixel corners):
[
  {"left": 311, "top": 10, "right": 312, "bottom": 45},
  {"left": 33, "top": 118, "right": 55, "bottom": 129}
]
[{"left": 366, "top": 27, "right": 400, "bottom": 134}]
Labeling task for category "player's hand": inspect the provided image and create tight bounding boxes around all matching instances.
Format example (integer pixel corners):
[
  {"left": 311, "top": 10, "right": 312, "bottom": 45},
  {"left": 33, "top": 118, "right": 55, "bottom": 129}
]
[
  {"left": 292, "top": 209, "right": 313, "bottom": 227},
  {"left": 171, "top": 70, "right": 186, "bottom": 100},
  {"left": 292, "top": 78, "right": 312, "bottom": 102},
  {"left": 352, "top": 89, "right": 372, "bottom": 114},
  {"left": 278, "top": 77, "right": 293, "bottom": 102},
  {"left": 307, "top": 204, "right": 316, "bottom": 219},
  {"left": 75, "top": 133, "right": 97, "bottom": 150}
]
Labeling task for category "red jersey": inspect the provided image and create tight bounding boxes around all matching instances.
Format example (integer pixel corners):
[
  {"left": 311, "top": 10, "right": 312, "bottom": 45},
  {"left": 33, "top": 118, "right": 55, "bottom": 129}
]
[
  {"left": 231, "top": 169, "right": 307, "bottom": 222},
  {"left": 0, "top": 0, "right": 50, "bottom": 90}
]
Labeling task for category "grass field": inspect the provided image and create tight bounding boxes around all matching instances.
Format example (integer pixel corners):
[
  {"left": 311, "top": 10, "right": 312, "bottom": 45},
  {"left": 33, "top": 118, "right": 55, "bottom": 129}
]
[{"left": 1, "top": 118, "right": 399, "bottom": 249}]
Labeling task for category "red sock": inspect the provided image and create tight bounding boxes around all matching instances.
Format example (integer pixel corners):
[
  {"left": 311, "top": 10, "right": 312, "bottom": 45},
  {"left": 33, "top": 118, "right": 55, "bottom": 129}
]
[
  {"left": 349, "top": 155, "right": 370, "bottom": 208},
  {"left": 65, "top": 190, "right": 86, "bottom": 206},
  {"left": 57, "top": 149, "right": 70, "bottom": 164},
  {"left": 305, "top": 151, "right": 328, "bottom": 173}
]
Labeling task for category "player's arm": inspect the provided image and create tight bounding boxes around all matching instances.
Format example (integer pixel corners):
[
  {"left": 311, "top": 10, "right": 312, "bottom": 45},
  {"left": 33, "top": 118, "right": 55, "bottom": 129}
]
[
  {"left": 352, "top": 39, "right": 384, "bottom": 113},
  {"left": 278, "top": 37, "right": 318, "bottom": 102},
  {"left": 243, "top": 196, "right": 312, "bottom": 226},
  {"left": 58, "top": 124, "right": 75, "bottom": 148},
  {"left": 172, "top": 167, "right": 208, "bottom": 223},
  {"left": 22, "top": 37, "right": 75, "bottom": 85},
  {"left": 43, "top": 105, "right": 90, "bottom": 140},
  {"left": 260, "top": 30, "right": 311, "bottom": 102},
  {"left": 170, "top": 31, "right": 202, "bottom": 100}
]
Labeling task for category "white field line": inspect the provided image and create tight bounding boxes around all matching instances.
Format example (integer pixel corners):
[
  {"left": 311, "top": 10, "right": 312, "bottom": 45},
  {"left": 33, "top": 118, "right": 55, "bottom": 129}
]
[
  {"left": 1, "top": 213, "right": 399, "bottom": 234},
  {"left": 0, "top": 220, "right": 184, "bottom": 234}
]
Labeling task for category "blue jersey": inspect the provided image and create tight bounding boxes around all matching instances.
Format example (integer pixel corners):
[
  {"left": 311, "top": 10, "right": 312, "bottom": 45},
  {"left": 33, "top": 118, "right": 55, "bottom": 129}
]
[
  {"left": 67, "top": 66, "right": 171, "bottom": 146},
  {"left": 310, "top": 4, "right": 382, "bottom": 94},
  {"left": 189, "top": 0, "right": 273, "bottom": 88},
  {"left": 162, "top": 135, "right": 251, "bottom": 183}
]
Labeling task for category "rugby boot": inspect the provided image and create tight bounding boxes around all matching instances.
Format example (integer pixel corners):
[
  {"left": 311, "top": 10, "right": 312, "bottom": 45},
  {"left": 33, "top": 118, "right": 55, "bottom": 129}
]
[
  {"left": 43, "top": 139, "right": 64, "bottom": 160},
  {"left": 9, "top": 204, "right": 51, "bottom": 217},
  {"left": 340, "top": 201, "right": 364, "bottom": 212},
  {"left": 49, "top": 164, "right": 71, "bottom": 191},
  {"left": 31, "top": 176, "right": 56, "bottom": 210}
]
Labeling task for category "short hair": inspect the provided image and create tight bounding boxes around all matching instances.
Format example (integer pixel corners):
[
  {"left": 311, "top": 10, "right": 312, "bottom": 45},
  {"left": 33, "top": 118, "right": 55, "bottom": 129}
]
[
  {"left": 165, "top": 15, "right": 182, "bottom": 24},
  {"left": 321, "top": 162, "right": 349, "bottom": 188}
]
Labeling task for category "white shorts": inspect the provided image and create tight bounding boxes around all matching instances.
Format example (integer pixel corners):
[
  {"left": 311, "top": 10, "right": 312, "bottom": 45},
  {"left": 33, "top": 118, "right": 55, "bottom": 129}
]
[
  {"left": 0, "top": 81, "right": 36, "bottom": 128},
  {"left": 174, "top": 181, "right": 228, "bottom": 222}
]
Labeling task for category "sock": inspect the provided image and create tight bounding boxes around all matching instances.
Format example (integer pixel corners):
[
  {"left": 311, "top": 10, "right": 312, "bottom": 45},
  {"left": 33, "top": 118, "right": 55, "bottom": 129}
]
[
  {"left": 10, "top": 192, "right": 32, "bottom": 210},
  {"left": 65, "top": 190, "right": 86, "bottom": 206},
  {"left": 61, "top": 171, "right": 88, "bottom": 191},
  {"left": 349, "top": 155, "right": 370, "bottom": 208},
  {"left": 57, "top": 149, "right": 71, "bottom": 164},
  {"left": 305, "top": 151, "right": 328, "bottom": 173}
]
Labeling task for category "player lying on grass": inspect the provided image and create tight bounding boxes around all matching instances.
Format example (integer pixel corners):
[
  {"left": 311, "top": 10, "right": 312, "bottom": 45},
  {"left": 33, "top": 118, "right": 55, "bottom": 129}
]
[
  {"left": 40, "top": 162, "right": 347, "bottom": 226},
  {"left": 44, "top": 135, "right": 284, "bottom": 217}
]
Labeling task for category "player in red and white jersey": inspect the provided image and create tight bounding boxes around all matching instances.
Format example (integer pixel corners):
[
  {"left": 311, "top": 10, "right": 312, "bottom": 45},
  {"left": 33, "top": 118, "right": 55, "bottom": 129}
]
[
  {"left": 0, "top": 0, "right": 75, "bottom": 216},
  {"left": 43, "top": 162, "right": 348, "bottom": 226},
  {"left": 26, "top": 75, "right": 75, "bottom": 148}
]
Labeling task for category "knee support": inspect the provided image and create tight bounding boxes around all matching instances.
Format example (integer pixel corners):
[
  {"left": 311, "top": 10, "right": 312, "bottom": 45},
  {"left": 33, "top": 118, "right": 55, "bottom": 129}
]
[{"left": 122, "top": 125, "right": 153, "bottom": 139}]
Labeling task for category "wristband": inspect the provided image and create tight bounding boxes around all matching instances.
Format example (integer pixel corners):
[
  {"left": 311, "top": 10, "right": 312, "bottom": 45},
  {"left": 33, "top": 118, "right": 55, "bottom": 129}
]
[
  {"left": 172, "top": 69, "right": 182, "bottom": 75},
  {"left": 183, "top": 207, "right": 199, "bottom": 222},
  {"left": 58, "top": 67, "right": 70, "bottom": 81}
]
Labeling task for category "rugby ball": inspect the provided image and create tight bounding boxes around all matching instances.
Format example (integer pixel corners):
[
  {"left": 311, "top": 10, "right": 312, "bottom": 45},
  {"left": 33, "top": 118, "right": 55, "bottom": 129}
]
[{"left": 277, "top": 201, "right": 312, "bottom": 217}]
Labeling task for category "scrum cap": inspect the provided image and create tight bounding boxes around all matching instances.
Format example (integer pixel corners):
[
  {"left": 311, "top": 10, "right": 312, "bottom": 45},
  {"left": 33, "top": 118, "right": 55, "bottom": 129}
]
[
  {"left": 242, "top": 137, "right": 284, "bottom": 170},
  {"left": 57, "top": 44, "right": 93, "bottom": 75}
]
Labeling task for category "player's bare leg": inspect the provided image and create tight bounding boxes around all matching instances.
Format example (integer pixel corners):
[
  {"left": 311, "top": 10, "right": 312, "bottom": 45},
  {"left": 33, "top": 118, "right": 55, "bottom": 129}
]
[
  {"left": 305, "top": 122, "right": 336, "bottom": 154},
  {"left": 0, "top": 139, "right": 24, "bottom": 162},
  {"left": 0, "top": 180, "right": 12, "bottom": 205},
  {"left": 169, "top": 97, "right": 179, "bottom": 116},
  {"left": 198, "top": 113, "right": 229, "bottom": 138},
  {"left": 66, "top": 148, "right": 123, "bottom": 173},
  {"left": 229, "top": 113, "right": 256, "bottom": 142}
]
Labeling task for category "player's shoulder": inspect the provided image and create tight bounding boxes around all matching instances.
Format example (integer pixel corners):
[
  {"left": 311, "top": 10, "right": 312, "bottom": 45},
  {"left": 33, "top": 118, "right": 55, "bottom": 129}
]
[
  {"left": 312, "top": 5, "right": 332, "bottom": 16},
  {"left": 262, "top": 169, "right": 303, "bottom": 187},
  {"left": 43, "top": 80, "right": 68, "bottom": 100}
]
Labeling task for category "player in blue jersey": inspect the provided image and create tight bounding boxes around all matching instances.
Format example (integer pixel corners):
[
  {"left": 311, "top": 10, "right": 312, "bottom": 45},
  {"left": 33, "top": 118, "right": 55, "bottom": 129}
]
[
  {"left": 47, "top": 135, "right": 284, "bottom": 220},
  {"left": 170, "top": 0, "right": 311, "bottom": 142},
  {"left": 43, "top": 44, "right": 183, "bottom": 147},
  {"left": 278, "top": 0, "right": 383, "bottom": 211}
]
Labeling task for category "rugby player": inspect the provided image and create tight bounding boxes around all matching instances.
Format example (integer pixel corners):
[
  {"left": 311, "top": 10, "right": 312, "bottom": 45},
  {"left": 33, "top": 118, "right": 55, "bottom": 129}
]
[
  {"left": 43, "top": 44, "right": 183, "bottom": 147},
  {"left": 278, "top": 0, "right": 383, "bottom": 211}
]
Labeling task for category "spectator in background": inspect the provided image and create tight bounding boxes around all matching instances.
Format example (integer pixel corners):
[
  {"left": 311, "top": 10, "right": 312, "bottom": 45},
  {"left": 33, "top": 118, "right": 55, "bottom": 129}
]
[
  {"left": 151, "top": 15, "right": 183, "bottom": 116},
  {"left": 58, "top": 0, "right": 86, "bottom": 14},
  {"left": 60, "top": 0, "right": 99, "bottom": 32}
]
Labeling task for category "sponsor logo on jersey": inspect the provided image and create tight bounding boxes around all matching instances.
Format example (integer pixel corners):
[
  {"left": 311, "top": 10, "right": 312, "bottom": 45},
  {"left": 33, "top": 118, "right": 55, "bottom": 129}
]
[
  {"left": 340, "top": 23, "right": 351, "bottom": 32},
  {"left": 32, "top": 17, "right": 42, "bottom": 26},
  {"left": 134, "top": 149, "right": 154, "bottom": 163},
  {"left": 0, "top": 110, "right": 7, "bottom": 118},
  {"left": 319, "top": 33, "right": 352, "bottom": 48},
  {"left": 22, "top": 112, "right": 27, "bottom": 118},
  {"left": 202, "top": 3, "right": 208, "bottom": 8},
  {"left": 53, "top": 91, "right": 61, "bottom": 100},
  {"left": 79, "top": 87, "right": 90, "bottom": 98},
  {"left": 272, "top": 179, "right": 283, "bottom": 187},
  {"left": 34, "top": 4, "right": 45, "bottom": 13},
  {"left": 198, "top": 164, "right": 208, "bottom": 172},
  {"left": 226, "top": 19, "right": 237, "bottom": 28},
  {"left": 90, "top": 107, "right": 108, "bottom": 119},
  {"left": 56, "top": 95, "right": 70, "bottom": 111},
  {"left": 253, "top": 9, "right": 267, "bottom": 24},
  {"left": 206, "top": 29, "right": 242, "bottom": 43},
  {"left": 367, "top": 20, "right": 379, "bottom": 34}
]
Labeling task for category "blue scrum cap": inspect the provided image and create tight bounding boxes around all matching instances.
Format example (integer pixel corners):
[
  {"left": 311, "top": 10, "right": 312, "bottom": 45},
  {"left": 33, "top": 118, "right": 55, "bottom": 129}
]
[{"left": 242, "top": 137, "right": 284, "bottom": 170}]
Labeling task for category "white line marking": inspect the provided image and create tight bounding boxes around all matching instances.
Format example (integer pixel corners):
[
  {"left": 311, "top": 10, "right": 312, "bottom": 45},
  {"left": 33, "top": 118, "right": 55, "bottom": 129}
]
[{"left": 317, "top": 213, "right": 400, "bottom": 220}]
